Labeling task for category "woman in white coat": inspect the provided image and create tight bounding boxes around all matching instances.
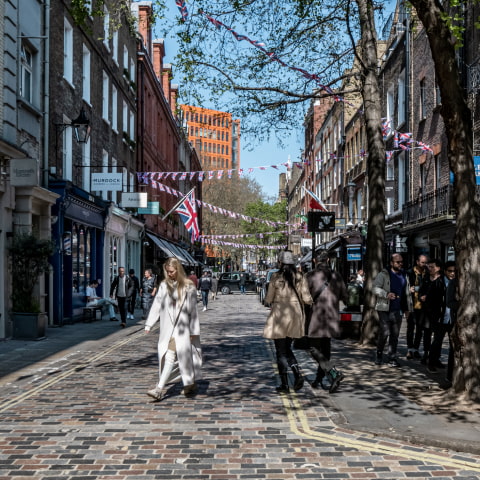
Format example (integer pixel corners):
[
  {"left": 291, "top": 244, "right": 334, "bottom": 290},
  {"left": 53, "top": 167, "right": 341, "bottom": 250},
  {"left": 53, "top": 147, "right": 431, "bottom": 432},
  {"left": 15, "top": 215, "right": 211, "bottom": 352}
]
[{"left": 145, "top": 257, "right": 202, "bottom": 401}]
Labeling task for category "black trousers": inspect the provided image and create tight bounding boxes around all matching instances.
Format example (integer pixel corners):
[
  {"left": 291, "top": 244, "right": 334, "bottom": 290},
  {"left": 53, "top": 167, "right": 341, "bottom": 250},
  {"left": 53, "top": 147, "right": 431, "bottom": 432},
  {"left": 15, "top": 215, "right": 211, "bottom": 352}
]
[
  {"left": 273, "top": 337, "right": 298, "bottom": 375},
  {"left": 308, "top": 337, "right": 331, "bottom": 378},
  {"left": 406, "top": 309, "right": 424, "bottom": 350},
  {"left": 117, "top": 296, "right": 128, "bottom": 323}
]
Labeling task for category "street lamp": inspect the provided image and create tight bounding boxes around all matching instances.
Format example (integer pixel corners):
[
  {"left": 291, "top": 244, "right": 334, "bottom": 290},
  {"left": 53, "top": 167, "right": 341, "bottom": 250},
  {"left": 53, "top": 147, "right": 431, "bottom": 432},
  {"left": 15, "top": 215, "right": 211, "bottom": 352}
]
[
  {"left": 53, "top": 108, "right": 91, "bottom": 177},
  {"left": 71, "top": 108, "right": 91, "bottom": 144}
]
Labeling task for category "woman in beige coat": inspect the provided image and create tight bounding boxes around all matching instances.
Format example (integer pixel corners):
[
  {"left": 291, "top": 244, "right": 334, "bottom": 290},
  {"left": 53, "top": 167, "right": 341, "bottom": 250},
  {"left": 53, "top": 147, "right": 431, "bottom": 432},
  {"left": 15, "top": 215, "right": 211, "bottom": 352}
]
[{"left": 263, "top": 251, "right": 312, "bottom": 392}]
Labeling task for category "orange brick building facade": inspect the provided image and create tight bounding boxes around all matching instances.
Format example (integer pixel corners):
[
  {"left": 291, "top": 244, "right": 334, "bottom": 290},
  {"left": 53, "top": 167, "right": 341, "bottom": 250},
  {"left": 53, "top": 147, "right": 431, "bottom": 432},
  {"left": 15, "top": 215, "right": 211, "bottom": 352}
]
[{"left": 180, "top": 106, "right": 241, "bottom": 171}]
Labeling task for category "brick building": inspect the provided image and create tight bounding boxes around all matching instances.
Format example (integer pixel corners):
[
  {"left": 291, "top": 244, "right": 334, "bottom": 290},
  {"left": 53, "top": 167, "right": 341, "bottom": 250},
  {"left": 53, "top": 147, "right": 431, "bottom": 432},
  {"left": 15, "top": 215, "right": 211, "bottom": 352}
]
[{"left": 180, "top": 105, "right": 241, "bottom": 172}]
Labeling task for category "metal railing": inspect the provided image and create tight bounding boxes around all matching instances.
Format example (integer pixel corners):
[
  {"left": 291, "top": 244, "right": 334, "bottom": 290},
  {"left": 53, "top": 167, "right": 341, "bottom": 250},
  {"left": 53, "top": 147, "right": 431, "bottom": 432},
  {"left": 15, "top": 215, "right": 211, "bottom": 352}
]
[{"left": 402, "top": 185, "right": 455, "bottom": 224}]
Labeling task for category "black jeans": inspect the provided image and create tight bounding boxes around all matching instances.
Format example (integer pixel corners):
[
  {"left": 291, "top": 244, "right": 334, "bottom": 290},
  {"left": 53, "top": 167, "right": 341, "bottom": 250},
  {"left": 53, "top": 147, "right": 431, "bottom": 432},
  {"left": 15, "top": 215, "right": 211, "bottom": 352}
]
[
  {"left": 273, "top": 337, "right": 298, "bottom": 375},
  {"left": 406, "top": 309, "right": 424, "bottom": 351},
  {"left": 308, "top": 337, "right": 331, "bottom": 378},
  {"left": 117, "top": 296, "right": 128, "bottom": 323},
  {"left": 429, "top": 322, "right": 453, "bottom": 367},
  {"left": 128, "top": 293, "right": 137, "bottom": 315}
]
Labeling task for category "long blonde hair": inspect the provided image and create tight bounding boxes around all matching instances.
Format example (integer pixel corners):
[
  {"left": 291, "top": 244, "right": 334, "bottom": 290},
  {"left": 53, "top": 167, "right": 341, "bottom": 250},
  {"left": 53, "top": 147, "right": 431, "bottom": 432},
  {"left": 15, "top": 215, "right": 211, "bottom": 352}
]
[{"left": 162, "top": 257, "right": 192, "bottom": 296}]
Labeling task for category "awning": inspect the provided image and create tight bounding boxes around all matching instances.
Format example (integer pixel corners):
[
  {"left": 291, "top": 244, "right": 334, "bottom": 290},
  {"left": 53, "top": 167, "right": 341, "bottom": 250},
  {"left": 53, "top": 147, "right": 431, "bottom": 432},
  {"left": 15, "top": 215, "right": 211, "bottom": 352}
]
[
  {"left": 147, "top": 233, "right": 193, "bottom": 266},
  {"left": 177, "top": 247, "right": 199, "bottom": 266},
  {"left": 298, "top": 237, "right": 342, "bottom": 265}
]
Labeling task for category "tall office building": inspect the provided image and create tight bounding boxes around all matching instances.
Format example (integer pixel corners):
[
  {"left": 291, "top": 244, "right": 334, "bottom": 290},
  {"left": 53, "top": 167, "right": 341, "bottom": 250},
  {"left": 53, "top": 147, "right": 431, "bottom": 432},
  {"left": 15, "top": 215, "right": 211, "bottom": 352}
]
[{"left": 180, "top": 105, "right": 241, "bottom": 171}]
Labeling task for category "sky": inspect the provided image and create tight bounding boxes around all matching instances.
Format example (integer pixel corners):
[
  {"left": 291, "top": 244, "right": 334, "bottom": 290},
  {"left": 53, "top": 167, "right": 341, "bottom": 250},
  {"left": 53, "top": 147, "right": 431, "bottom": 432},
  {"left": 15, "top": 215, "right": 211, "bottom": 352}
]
[{"left": 154, "top": 4, "right": 304, "bottom": 200}]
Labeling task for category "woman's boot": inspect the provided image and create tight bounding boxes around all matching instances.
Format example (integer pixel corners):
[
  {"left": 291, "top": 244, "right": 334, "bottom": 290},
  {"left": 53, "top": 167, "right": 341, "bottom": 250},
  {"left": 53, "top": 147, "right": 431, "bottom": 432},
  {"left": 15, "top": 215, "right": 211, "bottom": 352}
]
[
  {"left": 291, "top": 364, "right": 304, "bottom": 391},
  {"left": 276, "top": 374, "right": 289, "bottom": 393}
]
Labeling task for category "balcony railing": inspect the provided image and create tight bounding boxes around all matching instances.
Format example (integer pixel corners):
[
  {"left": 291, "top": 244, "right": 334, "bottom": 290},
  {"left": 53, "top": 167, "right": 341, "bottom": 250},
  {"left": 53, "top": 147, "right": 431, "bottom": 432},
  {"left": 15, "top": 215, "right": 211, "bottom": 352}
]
[
  {"left": 402, "top": 185, "right": 455, "bottom": 225},
  {"left": 402, "top": 184, "right": 480, "bottom": 224}
]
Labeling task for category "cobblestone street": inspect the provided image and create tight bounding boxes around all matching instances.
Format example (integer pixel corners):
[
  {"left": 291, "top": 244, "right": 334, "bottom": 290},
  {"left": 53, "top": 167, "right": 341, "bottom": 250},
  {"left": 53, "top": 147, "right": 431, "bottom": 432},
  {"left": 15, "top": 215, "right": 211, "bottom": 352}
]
[{"left": 1, "top": 293, "right": 480, "bottom": 479}]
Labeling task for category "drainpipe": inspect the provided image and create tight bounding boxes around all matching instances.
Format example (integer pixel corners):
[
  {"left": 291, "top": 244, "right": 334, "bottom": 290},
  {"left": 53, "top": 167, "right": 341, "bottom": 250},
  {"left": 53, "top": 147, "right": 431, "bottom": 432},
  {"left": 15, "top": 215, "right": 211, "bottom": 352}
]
[{"left": 43, "top": 0, "right": 50, "bottom": 188}]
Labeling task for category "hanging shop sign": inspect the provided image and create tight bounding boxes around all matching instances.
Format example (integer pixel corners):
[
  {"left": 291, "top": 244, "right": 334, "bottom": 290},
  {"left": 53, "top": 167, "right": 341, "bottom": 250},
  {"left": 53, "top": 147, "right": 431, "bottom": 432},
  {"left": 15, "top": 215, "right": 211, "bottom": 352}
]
[
  {"left": 91, "top": 173, "right": 123, "bottom": 191},
  {"left": 10, "top": 158, "right": 39, "bottom": 186},
  {"left": 138, "top": 202, "right": 160, "bottom": 215},
  {"left": 121, "top": 192, "right": 148, "bottom": 208}
]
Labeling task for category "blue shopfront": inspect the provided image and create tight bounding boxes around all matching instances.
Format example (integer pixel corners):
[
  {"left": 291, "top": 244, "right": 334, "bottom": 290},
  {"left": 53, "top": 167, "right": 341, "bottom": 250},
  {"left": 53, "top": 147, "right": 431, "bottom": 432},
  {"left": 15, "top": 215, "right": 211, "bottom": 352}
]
[{"left": 50, "top": 181, "right": 107, "bottom": 325}]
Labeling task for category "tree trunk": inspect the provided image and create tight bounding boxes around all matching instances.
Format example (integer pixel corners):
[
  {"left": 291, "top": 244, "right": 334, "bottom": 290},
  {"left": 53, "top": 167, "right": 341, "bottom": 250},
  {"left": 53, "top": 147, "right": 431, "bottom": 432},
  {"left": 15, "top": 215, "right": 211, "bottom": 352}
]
[
  {"left": 355, "top": 0, "right": 386, "bottom": 345},
  {"left": 410, "top": 0, "right": 480, "bottom": 401}
]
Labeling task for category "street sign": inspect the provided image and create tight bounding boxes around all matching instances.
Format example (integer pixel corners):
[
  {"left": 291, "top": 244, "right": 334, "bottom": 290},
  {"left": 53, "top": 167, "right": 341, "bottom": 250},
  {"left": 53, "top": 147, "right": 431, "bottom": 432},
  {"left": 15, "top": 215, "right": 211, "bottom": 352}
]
[
  {"left": 289, "top": 235, "right": 302, "bottom": 244},
  {"left": 307, "top": 211, "right": 336, "bottom": 232}
]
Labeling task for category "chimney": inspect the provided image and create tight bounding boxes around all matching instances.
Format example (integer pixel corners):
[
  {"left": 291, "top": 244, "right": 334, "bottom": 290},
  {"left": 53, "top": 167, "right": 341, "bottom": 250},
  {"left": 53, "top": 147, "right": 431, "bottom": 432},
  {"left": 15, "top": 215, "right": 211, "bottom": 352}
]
[{"left": 153, "top": 40, "right": 165, "bottom": 81}]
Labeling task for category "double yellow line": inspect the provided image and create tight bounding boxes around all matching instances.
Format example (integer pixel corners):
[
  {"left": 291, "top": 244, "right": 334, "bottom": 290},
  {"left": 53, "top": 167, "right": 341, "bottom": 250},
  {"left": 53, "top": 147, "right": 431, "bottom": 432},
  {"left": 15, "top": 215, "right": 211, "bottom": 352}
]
[
  {"left": 0, "top": 332, "right": 141, "bottom": 414},
  {"left": 267, "top": 342, "right": 480, "bottom": 473}
]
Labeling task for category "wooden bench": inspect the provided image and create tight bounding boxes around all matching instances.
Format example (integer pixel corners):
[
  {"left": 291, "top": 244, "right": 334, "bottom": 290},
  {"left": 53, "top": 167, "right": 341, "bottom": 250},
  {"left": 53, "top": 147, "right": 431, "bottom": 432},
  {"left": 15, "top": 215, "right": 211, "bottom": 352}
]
[{"left": 82, "top": 305, "right": 103, "bottom": 323}]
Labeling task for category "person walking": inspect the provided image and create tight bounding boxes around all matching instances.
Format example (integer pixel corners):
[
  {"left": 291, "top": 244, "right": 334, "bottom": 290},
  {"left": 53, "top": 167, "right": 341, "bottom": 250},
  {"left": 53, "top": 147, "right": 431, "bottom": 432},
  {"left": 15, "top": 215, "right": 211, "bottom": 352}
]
[
  {"left": 140, "top": 269, "right": 157, "bottom": 319},
  {"left": 86, "top": 280, "right": 116, "bottom": 320},
  {"left": 127, "top": 269, "right": 140, "bottom": 321},
  {"left": 198, "top": 271, "right": 212, "bottom": 311},
  {"left": 263, "top": 251, "right": 313, "bottom": 393},
  {"left": 145, "top": 257, "right": 202, "bottom": 401},
  {"left": 188, "top": 270, "right": 199, "bottom": 289},
  {"left": 406, "top": 254, "right": 429, "bottom": 360},
  {"left": 306, "top": 252, "right": 348, "bottom": 393},
  {"left": 210, "top": 273, "right": 218, "bottom": 301},
  {"left": 239, "top": 271, "right": 247, "bottom": 294},
  {"left": 418, "top": 258, "right": 446, "bottom": 372},
  {"left": 373, "top": 253, "right": 412, "bottom": 367},
  {"left": 110, "top": 267, "right": 132, "bottom": 328},
  {"left": 445, "top": 268, "right": 458, "bottom": 385}
]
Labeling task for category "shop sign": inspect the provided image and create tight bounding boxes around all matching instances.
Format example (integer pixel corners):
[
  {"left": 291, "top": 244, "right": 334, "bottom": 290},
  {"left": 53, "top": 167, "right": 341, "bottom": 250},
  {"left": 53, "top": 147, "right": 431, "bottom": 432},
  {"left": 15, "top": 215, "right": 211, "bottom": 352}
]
[
  {"left": 91, "top": 173, "right": 123, "bottom": 191},
  {"left": 10, "top": 158, "right": 39, "bottom": 186},
  {"left": 138, "top": 202, "right": 160, "bottom": 214},
  {"left": 121, "top": 192, "right": 148, "bottom": 208},
  {"left": 290, "top": 235, "right": 302, "bottom": 244},
  {"left": 347, "top": 244, "right": 362, "bottom": 261}
]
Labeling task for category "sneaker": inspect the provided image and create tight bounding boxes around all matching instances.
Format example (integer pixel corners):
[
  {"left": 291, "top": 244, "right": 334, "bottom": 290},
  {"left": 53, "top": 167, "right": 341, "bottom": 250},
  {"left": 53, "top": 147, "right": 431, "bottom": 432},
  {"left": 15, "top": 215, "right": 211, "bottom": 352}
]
[
  {"left": 406, "top": 351, "right": 413, "bottom": 360},
  {"left": 413, "top": 350, "right": 421, "bottom": 359},
  {"left": 120, "top": 322, "right": 126, "bottom": 328},
  {"left": 110, "top": 317, "right": 117, "bottom": 321},
  {"left": 202, "top": 307, "right": 207, "bottom": 312},
  {"left": 328, "top": 368, "right": 344, "bottom": 393},
  {"left": 375, "top": 352, "right": 383, "bottom": 365},
  {"left": 427, "top": 365, "right": 438, "bottom": 373},
  {"left": 388, "top": 358, "right": 400, "bottom": 368},
  {"left": 147, "top": 387, "right": 165, "bottom": 401}
]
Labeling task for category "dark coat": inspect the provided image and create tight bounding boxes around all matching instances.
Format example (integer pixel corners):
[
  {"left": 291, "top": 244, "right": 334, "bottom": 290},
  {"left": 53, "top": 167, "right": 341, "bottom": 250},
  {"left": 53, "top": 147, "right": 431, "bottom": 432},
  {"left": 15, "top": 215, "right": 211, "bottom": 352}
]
[
  {"left": 306, "top": 265, "right": 347, "bottom": 338},
  {"left": 418, "top": 275, "right": 446, "bottom": 326},
  {"left": 110, "top": 275, "right": 132, "bottom": 298}
]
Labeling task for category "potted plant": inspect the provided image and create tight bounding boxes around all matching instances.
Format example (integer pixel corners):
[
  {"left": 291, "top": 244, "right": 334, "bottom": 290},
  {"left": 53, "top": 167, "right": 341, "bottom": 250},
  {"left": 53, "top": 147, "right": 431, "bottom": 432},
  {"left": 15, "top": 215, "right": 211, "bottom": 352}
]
[{"left": 8, "top": 233, "right": 55, "bottom": 339}]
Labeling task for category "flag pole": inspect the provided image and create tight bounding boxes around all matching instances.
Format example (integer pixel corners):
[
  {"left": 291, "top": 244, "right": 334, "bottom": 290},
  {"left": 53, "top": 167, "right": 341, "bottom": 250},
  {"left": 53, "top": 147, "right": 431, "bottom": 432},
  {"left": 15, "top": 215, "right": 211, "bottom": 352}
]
[{"left": 161, "top": 187, "right": 195, "bottom": 221}]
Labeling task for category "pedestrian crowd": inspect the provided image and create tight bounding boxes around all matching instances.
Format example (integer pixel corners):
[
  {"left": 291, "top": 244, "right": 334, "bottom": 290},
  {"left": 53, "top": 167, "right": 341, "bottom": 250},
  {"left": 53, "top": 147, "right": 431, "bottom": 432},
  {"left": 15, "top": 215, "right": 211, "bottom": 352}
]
[{"left": 84, "top": 248, "right": 456, "bottom": 402}]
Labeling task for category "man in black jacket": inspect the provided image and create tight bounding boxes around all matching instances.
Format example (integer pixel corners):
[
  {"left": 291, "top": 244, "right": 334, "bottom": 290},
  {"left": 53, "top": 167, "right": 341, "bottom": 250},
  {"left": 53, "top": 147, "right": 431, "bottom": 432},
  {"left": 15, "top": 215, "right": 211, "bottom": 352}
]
[
  {"left": 110, "top": 267, "right": 132, "bottom": 328},
  {"left": 406, "top": 254, "right": 429, "bottom": 360}
]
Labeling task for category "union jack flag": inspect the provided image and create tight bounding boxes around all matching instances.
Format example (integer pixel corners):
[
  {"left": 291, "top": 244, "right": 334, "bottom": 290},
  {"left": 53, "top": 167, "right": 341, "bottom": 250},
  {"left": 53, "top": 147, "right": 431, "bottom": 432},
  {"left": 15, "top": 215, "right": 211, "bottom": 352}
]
[{"left": 175, "top": 189, "right": 199, "bottom": 242}]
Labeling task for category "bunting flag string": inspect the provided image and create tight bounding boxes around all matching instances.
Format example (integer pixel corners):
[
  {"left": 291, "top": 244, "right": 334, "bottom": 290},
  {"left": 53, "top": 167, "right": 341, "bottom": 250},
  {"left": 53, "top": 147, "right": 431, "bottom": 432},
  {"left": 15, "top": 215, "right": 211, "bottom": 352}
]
[
  {"left": 382, "top": 119, "right": 433, "bottom": 155},
  {"left": 201, "top": 231, "right": 288, "bottom": 239},
  {"left": 201, "top": 238, "right": 287, "bottom": 250},
  {"left": 144, "top": 179, "right": 302, "bottom": 228}
]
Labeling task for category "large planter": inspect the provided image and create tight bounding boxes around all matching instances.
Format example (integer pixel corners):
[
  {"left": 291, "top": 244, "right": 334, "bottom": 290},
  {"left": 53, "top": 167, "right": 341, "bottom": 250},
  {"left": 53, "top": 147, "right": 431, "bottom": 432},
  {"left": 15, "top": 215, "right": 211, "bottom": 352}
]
[{"left": 11, "top": 312, "right": 47, "bottom": 340}]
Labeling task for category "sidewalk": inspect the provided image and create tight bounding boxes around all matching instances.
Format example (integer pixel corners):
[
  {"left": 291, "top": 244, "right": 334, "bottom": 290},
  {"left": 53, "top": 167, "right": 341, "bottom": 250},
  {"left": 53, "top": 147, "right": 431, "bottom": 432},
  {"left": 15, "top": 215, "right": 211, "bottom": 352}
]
[{"left": 1, "top": 300, "right": 480, "bottom": 456}]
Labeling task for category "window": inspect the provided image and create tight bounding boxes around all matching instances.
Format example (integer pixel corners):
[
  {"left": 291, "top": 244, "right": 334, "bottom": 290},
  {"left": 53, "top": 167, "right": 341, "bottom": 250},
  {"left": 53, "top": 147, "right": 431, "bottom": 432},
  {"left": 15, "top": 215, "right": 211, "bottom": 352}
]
[
  {"left": 103, "top": 6, "right": 110, "bottom": 49},
  {"left": 63, "top": 18, "right": 73, "bottom": 84},
  {"left": 82, "top": 138, "right": 91, "bottom": 192},
  {"left": 102, "top": 72, "right": 109, "bottom": 122},
  {"left": 386, "top": 157, "right": 394, "bottom": 181},
  {"left": 20, "top": 43, "right": 33, "bottom": 103},
  {"left": 386, "top": 87, "right": 395, "bottom": 131},
  {"left": 123, "top": 46, "right": 129, "bottom": 74},
  {"left": 63, "top": 121, "right": 73, "bottom": 181},
  {"left": 112, "top": 86, "right": 118, "bottom": 131},
  {"left": 435, "top": 154, "right": 441, "bottom": 189},
  {"left": 397, "top": 152, "right": 405, "bottom": 210},
  {"left": 130, "top": 58, "right": 135, "bottom": 82},
  {"left": 435, "top": 80, "right": 441, "bottom": 106},
  {"left": 82, "top": 45, "right": 91, "bottom": 103},
  {"left": 112, "top": 30, "right": 118, "bottom": 64},
  {"left": 419, "top": 78, "right": 426, "bottom": 119},
  {"left": 122, "top": 101, "right": 128, "bottom": 135},
  {"left": 129, "top": 110, "right": 134, "bottom": 138},
  {"left": 397, "top": 71, "right": 405, "bottom": 126}
]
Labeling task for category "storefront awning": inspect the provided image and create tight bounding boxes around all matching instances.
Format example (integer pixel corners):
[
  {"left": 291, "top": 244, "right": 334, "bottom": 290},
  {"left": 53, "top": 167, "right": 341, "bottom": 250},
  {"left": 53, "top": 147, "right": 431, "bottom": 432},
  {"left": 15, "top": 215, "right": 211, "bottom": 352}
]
[
  {"left": 299, "top": 237, "right": 342, "bottom": 265},
  {"left": 147, "top": 234, "right": 194, "bottom": 266}
]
